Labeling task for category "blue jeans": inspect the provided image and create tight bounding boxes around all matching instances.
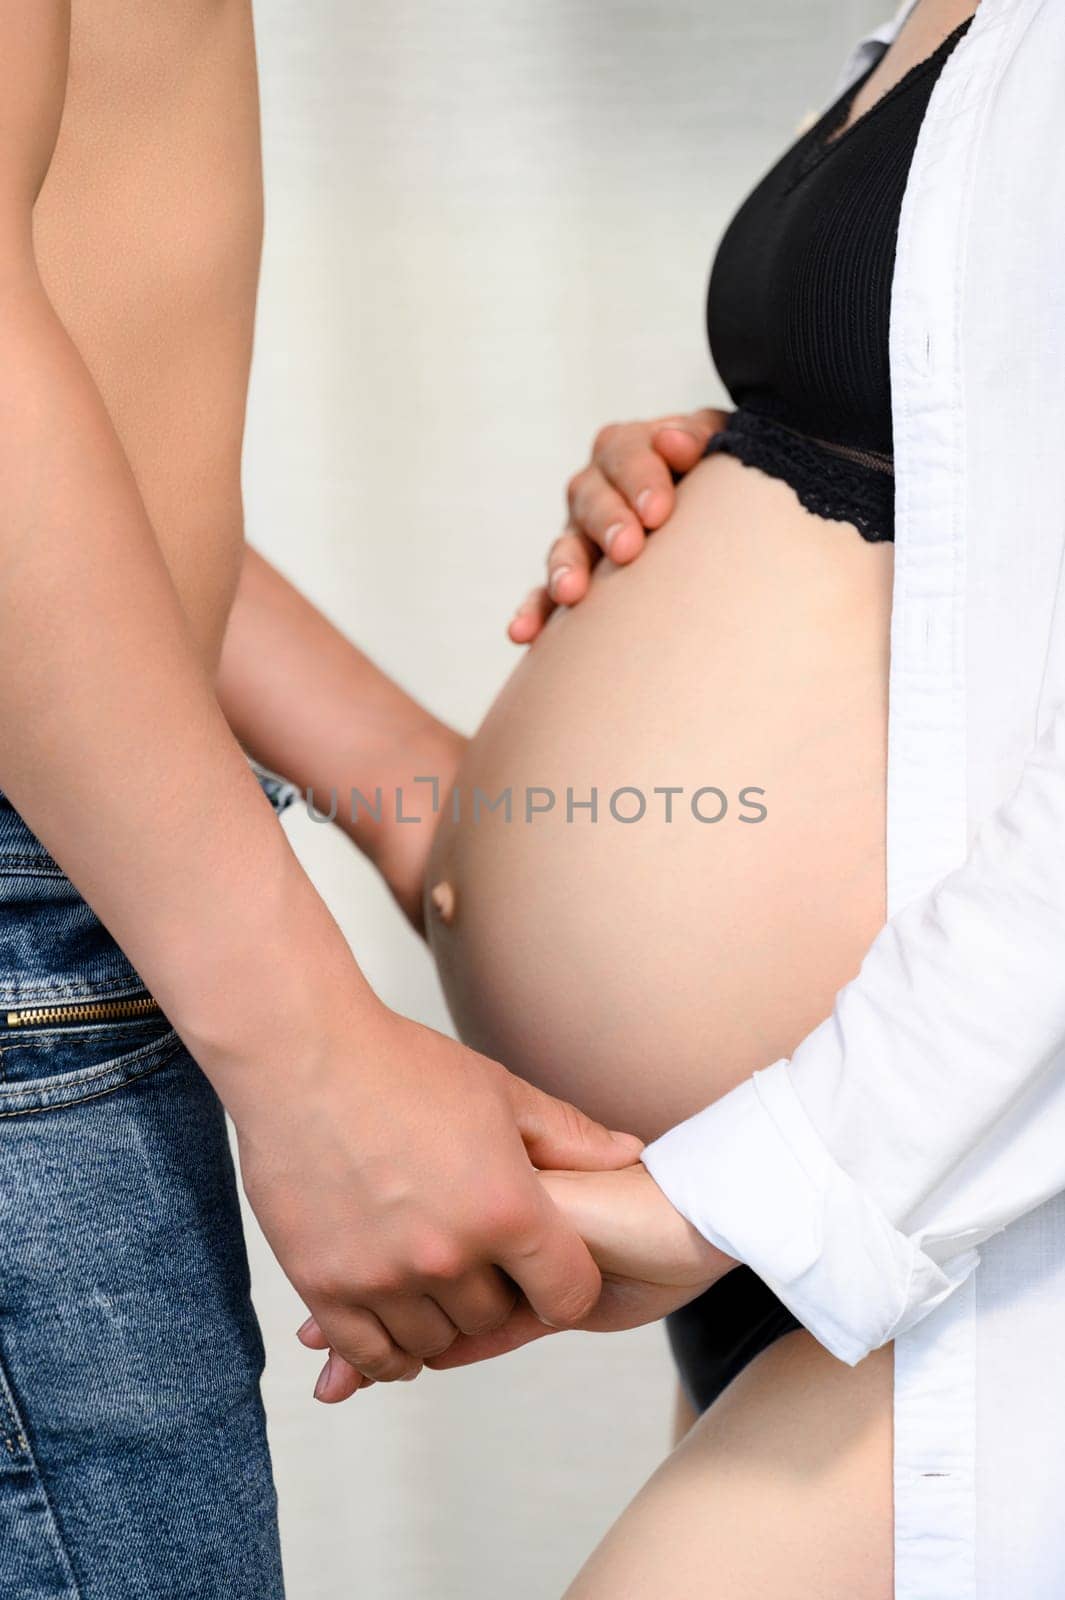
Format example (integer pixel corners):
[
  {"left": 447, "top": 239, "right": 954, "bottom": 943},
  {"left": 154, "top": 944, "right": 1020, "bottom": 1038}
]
[{"left": 0, "top": 775, "right": 294, "bottom": 1599}]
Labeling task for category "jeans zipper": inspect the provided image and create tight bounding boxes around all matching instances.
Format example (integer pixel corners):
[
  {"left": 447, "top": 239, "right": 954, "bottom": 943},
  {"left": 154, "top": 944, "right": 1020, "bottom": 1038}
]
[{"left": 4, "top": 996, "right": 161, "bottom": 1029}]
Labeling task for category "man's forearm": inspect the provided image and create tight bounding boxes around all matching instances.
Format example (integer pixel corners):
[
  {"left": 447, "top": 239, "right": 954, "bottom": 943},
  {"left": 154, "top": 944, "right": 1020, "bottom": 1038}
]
[{"left": 0, "top": 267, "right": 375, "bottom": 1119}]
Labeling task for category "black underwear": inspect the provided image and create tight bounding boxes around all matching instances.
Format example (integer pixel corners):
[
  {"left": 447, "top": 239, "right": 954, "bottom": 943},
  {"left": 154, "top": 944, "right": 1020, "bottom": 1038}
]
[{"left": 667, "top": 1272, "right": 801, "bottom": 1417}]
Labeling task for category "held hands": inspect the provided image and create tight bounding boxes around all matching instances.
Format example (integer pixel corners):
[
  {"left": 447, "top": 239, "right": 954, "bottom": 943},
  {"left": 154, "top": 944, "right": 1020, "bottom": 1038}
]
[
  {"left": 509, "top": 406, "right": 730, "bottom": 643},
  {"left": 298, "top": 1163, "right": 735, "bottom": 1398},
  {"left": 232, "top": 999, "right": 643, "bottom": 1402},
  {"left": 427, "top": 1165, "right": 736, "bottom": 1372}
]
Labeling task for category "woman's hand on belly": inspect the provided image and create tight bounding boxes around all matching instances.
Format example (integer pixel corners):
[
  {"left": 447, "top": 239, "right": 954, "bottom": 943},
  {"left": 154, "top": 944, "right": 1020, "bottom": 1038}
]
[
  {"left": 509, "top": 406, "right": 730, "bottom": 642},
  {"left": 428, "top": 1166, "right": 736, "bottom": 1372}
]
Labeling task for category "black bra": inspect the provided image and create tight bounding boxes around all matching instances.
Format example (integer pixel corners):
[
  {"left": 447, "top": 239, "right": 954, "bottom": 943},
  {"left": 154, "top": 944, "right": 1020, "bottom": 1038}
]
[{"left": 703, "top": 15, "right": 974, "bottom": 542}]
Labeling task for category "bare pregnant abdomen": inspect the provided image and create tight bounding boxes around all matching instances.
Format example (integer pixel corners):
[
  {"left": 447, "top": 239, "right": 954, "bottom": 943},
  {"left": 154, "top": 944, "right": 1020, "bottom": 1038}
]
[{"left": 427, "top": 453, "right": 893, "bottom": 1143}]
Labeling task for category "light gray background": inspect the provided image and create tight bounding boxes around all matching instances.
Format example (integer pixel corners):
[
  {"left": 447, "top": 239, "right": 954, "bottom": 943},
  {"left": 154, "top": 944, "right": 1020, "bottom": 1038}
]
[{"left": 243, "top": 4, "right": 885, "bottom": 1595}]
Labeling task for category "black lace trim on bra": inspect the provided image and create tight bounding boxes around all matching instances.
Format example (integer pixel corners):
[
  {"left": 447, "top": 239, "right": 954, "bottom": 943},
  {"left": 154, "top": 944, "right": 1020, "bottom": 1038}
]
[{"left": 704, "top": 408, "right": 895, "bottom": 543}]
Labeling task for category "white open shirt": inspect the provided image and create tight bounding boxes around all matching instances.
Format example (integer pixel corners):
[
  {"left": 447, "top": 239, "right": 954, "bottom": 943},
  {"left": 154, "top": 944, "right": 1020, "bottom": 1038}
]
[{"left": 642, "top": 1, "right": 1065, "bottom": 1592}]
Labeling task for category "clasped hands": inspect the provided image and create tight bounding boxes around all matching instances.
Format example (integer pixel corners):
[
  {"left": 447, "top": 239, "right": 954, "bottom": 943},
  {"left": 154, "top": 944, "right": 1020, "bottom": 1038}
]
[{"left": 300, "top": 1163, "right": 734, "bottom": 1403}]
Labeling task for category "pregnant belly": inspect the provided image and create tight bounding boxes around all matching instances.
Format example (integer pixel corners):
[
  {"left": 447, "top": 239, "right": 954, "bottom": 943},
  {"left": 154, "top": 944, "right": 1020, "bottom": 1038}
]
[{"left": 426, "top": 453, "right": 893, "bottom": 1143}]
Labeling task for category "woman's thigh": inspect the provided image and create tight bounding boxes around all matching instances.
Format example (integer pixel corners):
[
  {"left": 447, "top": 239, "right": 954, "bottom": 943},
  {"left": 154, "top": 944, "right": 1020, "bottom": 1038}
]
[
  {"left": 566, "top": 1330, "right": 893, "bottom": 1600},
  {"left": 0, "top": 1043, "right": 284, "bottom": 1600}
]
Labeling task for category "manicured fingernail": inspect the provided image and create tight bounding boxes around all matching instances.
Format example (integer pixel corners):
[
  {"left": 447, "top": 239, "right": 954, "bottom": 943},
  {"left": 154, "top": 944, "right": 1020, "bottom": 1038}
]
[
  {"left": 314, "top": 1355, "right": 333, "bottom": 1401},
  {"left": 635, "top": 490, "right": 656, "bottom": 519},
  {"left": 548, "top": 565, "right": 572, "bottom": 601},
  {"left": 603, "top": 522, "right": 626, "bottom": 552}
]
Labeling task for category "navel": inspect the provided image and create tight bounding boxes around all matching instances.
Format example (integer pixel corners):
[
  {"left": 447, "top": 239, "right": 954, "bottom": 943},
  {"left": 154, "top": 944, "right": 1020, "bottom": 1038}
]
[{"left": 429, "top": 879, "right": 457, "bottom": 927}]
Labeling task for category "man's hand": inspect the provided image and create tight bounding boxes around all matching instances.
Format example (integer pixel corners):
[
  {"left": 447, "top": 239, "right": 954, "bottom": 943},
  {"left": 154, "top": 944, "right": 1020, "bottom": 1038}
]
[
  {"left": 509, "top": 407, "right": 730, "bottom": 643},
  {"left": 232, "top": 1000, "right": 643, "bottom": 1402}
]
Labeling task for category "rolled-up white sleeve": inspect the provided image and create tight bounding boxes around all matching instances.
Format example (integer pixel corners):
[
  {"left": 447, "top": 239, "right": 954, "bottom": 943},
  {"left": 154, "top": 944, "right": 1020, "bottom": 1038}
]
[{"left": 643, "top": 700, "right": 1065, "bottom": 1366}]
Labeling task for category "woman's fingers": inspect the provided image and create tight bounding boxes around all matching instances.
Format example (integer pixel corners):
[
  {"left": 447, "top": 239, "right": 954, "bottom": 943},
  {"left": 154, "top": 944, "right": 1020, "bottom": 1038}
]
[
  {"left": 545, "top": 527, "right": 596, "bottom": 606},
  {"left": 510, "top": 406, "right": 731, "bottom": 643},
  {"left": 649, "top": 407, "right": 730, "bottom": 475},
  {"left": 570, "top": 409, "right": 730, "bottom": 562},
  {"left": 585, "top": 424, "right": 678, "bottom": 546},
  {"left": 508, "top": 585, "right": 554, "bottom": 644},
  {"left": 566, "top": 459, "right": 649, "bottom": 564},
  {"left": 509, "top": 528, "right": 598, "bottom": 643}
]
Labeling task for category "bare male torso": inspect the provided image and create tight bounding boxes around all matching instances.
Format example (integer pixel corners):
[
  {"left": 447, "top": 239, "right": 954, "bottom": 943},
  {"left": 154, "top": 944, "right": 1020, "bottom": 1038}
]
[{"left": 33, "top": 0, "right": 261, "bottom": 666}]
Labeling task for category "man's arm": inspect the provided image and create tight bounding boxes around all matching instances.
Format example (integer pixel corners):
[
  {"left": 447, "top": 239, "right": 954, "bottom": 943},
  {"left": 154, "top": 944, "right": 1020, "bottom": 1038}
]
[{"left": 0, "top": 3, "right": 640, "bottom": 1393}]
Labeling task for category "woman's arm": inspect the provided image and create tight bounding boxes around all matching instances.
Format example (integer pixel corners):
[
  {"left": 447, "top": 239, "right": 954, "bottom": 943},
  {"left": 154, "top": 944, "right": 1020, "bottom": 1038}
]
[
  {"left": 217, "top": 545, "right": 464, "bottom": 928},
  {"left": 643, "top": 696, "right": 1065, "bottom": 1364},
  {"left": 0, "top": 4, "right": 640, "bottom": 1391}
]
